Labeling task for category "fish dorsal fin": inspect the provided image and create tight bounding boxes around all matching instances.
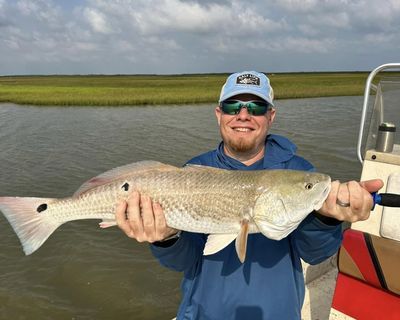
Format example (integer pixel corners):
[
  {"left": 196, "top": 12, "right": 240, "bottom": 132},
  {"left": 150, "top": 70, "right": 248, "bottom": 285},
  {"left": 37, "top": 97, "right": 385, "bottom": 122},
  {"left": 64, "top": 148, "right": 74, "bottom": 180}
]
[
  {"left": 184, "top": 164, "right": 225, "bottom": 172},
  {"left": 73, "top": 161, "right": 177, "bottom": 197},
  {"left": 203, "top": 233, "right": 237, "bottom": 256},
  {"left": 235, "top": 219, "right": 249, "bottom": 263}
]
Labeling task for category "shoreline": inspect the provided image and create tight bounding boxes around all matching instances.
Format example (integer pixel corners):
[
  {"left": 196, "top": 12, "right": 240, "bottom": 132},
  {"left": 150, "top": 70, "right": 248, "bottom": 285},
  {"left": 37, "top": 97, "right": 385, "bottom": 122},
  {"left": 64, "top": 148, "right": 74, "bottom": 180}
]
[{"left": 0, "top": 72, "right": 396, "bottom": 106}]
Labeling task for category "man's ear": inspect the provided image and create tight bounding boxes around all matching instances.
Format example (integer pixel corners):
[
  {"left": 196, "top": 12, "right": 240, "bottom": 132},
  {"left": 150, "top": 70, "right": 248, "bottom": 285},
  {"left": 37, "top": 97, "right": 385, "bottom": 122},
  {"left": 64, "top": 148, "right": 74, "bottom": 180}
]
[
  {"left": 215, "top": 106, "right": 222, "bottom": 125},
  {"left": 268, "top": 108, "right": 276, "bottom": 125}
]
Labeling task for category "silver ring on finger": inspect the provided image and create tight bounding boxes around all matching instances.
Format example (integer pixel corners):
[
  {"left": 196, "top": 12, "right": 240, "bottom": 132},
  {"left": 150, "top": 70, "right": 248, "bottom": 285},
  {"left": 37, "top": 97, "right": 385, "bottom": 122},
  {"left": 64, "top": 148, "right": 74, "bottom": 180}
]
[{"left": 336, "top": 199, "right": 350, "bottom": 207}]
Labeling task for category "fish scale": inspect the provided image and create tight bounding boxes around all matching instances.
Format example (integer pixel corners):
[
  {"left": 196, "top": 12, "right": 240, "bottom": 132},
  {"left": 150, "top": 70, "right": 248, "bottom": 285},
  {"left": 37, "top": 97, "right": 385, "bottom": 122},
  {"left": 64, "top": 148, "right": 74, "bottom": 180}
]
[{"left": 134, "top": 170, "right": 254, "bottom": 233}]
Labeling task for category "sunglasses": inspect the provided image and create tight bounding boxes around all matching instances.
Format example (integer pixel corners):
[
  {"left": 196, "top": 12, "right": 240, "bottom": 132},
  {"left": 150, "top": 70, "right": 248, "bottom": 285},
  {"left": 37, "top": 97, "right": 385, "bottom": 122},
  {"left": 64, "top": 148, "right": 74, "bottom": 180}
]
[{"left": 220, "top": 100, "right": 271, "bottom": 116}]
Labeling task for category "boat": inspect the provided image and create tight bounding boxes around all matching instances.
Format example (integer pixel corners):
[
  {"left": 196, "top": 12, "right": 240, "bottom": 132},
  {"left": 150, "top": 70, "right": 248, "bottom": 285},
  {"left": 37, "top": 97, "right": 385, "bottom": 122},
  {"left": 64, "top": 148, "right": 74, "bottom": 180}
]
[{"left": 301, "top": 63, "right": 400, "bottom": 320}]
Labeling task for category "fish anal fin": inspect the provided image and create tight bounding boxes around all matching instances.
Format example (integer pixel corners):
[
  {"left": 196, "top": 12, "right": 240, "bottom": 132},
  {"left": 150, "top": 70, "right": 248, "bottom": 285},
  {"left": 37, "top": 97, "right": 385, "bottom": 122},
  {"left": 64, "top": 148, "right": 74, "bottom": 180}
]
[
  {"left": 235, "top": 219, "right": 249, "bottom": 263},
  {"left": 73, "top": 161, "right": 177, "bottom": 197},
  {"left": 203, "top": 233, "right": 237, "bottom": 256}
]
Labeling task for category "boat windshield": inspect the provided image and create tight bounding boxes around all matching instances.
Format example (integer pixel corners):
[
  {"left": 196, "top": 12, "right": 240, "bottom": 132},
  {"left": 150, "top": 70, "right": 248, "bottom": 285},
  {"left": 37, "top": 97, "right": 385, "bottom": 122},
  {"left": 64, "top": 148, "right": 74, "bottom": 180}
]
[{"left": 364, "top": 76, "right": 400, "bottom": 155}]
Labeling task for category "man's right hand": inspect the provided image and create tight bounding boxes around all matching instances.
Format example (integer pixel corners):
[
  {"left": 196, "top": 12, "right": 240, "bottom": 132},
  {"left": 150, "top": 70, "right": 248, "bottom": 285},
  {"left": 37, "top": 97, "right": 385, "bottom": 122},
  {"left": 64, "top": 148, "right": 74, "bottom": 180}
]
[{"left": 116, "top": 191, "right": 179, "bottom": 243}]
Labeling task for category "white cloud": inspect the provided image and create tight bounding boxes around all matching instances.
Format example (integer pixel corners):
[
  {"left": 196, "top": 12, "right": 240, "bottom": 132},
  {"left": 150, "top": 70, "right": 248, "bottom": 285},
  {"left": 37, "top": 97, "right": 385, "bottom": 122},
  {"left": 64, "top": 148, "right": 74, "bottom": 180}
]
[
  {"left": 16, "top": 0, "right": 61, "bottom": 26},
  {"left": 306, "top": 11, "right": 349, "bottom": 29},
  {"left": 130, "top": 0, "right": 230, "bottom": 34},
  {"left": 83, "top": 7, "right": 114, "bottom": 34},
  {"left": 0, "top": 0, "right": 399, "bottom": 74},
  {"left": 276, "top": 0, "right": 320, "bottom": 12},
  {"left": 3, "top": 37, "right": 19, "bottom": 49},
  {"left": 276, "top": 37, "right": 335, "bottom": 54},
  {"left": 138, "top": 0, "right": 282, "bottom": 36},
  {"left": 17, "top": 0, "right": 39, "bottom": 15}
]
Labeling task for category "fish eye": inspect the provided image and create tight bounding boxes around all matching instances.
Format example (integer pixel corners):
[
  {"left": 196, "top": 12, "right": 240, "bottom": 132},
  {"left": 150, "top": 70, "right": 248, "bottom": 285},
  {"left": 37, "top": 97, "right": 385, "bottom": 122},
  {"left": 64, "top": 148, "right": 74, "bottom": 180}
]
[{"left": 305, "top": 183, "right": 314, "bottom": 190}]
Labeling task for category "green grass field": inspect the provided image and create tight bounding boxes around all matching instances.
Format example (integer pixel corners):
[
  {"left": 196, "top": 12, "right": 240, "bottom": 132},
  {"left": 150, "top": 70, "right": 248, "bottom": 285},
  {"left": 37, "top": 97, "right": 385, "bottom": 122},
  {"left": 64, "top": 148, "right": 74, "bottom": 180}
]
[{"left": 0, "top": 72, "right": 393, "bottom": 106}]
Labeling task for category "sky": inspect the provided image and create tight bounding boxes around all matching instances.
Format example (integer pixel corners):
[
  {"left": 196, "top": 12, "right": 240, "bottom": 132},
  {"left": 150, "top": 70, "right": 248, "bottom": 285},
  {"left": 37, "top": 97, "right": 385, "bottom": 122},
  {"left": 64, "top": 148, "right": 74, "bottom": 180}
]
[{"left": 0, "top": 0, "right": 399, "bottom": 75}]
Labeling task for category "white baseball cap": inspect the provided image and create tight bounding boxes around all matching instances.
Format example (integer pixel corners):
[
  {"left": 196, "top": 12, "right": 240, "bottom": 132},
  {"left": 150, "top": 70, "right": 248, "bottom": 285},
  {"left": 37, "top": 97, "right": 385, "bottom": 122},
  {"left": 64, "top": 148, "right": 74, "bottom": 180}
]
[{"left": 219, "top": 71, "right": 274, "bottom": 106}]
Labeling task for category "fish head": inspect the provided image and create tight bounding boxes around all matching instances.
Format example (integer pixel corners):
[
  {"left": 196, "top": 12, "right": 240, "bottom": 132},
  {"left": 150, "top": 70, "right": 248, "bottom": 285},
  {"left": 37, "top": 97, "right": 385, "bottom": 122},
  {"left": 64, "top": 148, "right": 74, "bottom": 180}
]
[
  {"left": 253, "top": 170, "right": 331, "bottom": 240},
  {"left": 279, "top": 171, "right": 332, "bottom": 215}
]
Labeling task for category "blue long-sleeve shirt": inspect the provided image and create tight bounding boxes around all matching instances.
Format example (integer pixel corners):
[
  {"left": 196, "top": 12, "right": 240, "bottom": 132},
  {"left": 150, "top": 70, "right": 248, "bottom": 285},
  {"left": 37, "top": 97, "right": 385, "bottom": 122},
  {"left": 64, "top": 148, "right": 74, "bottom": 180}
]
[{"left": 151, "top": 134, "right": 342, "bottom": 320}]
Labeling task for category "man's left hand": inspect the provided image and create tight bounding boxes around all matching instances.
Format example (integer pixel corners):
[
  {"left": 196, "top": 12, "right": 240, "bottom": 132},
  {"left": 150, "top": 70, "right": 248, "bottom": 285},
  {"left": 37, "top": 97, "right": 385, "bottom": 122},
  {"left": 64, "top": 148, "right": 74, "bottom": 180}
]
[{"left": 317, "top": 179, "right": 384, "bottom": 222}]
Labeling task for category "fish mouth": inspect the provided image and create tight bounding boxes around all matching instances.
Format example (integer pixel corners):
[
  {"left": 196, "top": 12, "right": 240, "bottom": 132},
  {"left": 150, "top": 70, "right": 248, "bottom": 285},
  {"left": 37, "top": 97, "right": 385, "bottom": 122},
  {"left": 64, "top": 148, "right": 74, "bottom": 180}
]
[{"left": 313, "top": 183, "right": 331, "bottom": 210}]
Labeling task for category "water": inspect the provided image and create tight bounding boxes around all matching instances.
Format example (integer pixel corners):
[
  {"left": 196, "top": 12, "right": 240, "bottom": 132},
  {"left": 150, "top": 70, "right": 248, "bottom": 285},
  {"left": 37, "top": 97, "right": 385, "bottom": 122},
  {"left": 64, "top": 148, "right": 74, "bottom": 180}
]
[{"left": 0, "top": 96, "right": 364, "bottom": 319}]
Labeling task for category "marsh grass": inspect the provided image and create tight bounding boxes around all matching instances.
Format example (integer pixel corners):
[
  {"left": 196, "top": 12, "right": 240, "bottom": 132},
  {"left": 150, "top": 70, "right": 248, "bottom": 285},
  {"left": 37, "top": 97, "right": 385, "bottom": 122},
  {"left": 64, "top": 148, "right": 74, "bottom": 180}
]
[{"left": 0, "top": 72, "right": 396, "bottom": 106}]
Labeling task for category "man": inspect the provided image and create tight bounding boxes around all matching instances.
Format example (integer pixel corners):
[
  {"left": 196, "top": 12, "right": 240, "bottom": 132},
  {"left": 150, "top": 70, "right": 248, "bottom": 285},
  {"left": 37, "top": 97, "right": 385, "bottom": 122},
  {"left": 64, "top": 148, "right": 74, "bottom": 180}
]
[{"left": 116, "top": 71, "right": 383, "bottom": 319}]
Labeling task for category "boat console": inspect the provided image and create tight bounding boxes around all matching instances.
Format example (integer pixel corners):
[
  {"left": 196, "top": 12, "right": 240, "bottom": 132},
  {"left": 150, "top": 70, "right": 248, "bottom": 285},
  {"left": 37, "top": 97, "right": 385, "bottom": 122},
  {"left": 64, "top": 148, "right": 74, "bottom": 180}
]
[
  {"left": 302, "top": 63, "right": 400, "bottom": 320},
  {"left": 331, "top": 63, "right": 400, "bottom": 319}
]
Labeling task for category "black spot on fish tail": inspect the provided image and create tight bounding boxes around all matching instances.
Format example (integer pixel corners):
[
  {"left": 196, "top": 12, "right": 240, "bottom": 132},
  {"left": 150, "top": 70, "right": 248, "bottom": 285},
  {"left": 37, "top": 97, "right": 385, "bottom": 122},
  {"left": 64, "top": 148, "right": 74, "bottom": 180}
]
[
  {"left": 37, "top": 203, "right": 48, "bottom": 213},
  {"left": 122, "top": 182, "right": 129, "bottom": 191}
]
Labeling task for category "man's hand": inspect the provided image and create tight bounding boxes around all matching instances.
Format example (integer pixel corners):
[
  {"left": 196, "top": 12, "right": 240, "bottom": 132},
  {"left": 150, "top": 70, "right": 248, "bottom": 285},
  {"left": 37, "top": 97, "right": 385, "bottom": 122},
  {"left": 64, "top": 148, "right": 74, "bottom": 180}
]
[
  {"left": 116, "top": 191, "right": 178, "bottom": 243},
  {"left": 317, "top": 179, "right": 384, "bottom": 222}
]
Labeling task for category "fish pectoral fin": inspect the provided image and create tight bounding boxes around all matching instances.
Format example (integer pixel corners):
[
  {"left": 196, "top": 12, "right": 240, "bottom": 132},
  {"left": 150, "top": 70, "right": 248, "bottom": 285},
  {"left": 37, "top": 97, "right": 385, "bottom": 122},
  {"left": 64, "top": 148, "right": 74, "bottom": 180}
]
[
  {"left": 203, "top": 233, "right": 237, "bottom": 256},
  {"left": 235, "top": 219, "right": 249, "bottom": 263}
]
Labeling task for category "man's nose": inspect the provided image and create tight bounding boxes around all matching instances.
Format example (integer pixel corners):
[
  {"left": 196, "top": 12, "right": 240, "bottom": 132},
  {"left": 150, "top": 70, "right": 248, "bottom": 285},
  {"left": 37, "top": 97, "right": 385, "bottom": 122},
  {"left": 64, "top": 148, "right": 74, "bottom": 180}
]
[{"left": 237, "top": 106, "right": 251, "bottom": 120}]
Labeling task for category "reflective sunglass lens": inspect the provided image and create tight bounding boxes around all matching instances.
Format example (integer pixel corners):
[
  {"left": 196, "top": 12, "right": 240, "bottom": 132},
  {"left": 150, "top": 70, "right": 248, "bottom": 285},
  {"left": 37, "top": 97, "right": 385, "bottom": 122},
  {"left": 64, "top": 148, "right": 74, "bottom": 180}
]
[
  {"left": 220, "top": 100, "right": 269, "bottom": 116},
  {"left": 246, "top": 102, "right": 269, "bottom": 115},
  {"left": 220, "top": 101, "right": 243, "bottom": 115}
]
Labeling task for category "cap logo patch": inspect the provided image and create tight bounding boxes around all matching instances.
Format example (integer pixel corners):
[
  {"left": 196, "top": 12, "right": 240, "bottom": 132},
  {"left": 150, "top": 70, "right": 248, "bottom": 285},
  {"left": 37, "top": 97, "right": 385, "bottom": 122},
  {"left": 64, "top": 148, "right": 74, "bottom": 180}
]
[{"left": 236, "top": 74, "right": 260, "bottom": 86}]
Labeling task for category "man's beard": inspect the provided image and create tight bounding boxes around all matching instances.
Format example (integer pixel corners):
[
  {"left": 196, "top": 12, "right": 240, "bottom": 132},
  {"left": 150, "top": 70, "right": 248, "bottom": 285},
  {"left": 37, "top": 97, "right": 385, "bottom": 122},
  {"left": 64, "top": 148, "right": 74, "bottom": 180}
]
[{"left": 224, "top": 135, "right": 257, "bottom": 153}]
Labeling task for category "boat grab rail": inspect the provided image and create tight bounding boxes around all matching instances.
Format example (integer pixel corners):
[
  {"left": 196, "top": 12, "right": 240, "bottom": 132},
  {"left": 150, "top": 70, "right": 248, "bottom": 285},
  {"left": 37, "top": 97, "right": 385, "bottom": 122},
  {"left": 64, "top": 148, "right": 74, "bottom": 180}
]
[{"left": 357, "top": 63, "right": 400, "bottom": 164}]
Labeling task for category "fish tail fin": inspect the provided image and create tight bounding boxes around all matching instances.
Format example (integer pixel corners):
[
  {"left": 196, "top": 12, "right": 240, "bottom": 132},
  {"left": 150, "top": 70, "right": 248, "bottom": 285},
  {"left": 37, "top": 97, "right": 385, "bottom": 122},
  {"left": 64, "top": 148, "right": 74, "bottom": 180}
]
[{"left": 0, "top": 197, "right": 60, "bottom": 255}]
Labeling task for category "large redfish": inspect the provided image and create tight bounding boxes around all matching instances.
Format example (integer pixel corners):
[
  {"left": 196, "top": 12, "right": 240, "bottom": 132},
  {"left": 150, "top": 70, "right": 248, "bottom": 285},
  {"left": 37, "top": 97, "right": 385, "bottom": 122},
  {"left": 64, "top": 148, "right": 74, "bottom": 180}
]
[{"left": 0, "top": 161, "right": 331, "bottom": 262}]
